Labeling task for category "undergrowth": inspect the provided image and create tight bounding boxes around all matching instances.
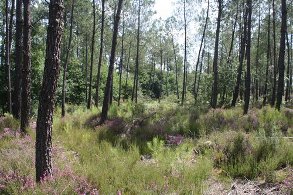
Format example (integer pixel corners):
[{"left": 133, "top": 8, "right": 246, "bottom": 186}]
[{"left": 0, "top": 102, "right": 292, "bottom": 194}]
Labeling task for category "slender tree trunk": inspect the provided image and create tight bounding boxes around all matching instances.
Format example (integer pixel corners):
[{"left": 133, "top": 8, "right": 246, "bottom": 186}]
[
  {"left": 87, "top": 0, "right": 96, "bottom": 109},
  {"left": 12, "top": 0, "right": 23, "bottom": 119},
  {"left": 21, "top": 0, "right": 31, "bottom": 133},
  {"left": 255, "top": 0, "right": 261, "bottom": 102},
  {"left": 166, "top": 59, "right": 169, "bottom": 96},
  {"left": 8, "top": 0, "right": 15, "bottom": 53},
  {"left": 132, "top": 0, "right": 140, "bottom": 103},
  {"left": 172, "top": 36, "right": 179, "bottom": 100},
  {"left": 61, "top": 0, "right": 75, "bottom": 117},
  {"left": 276, "top": 0, "right": 287, "bottom": 110},
  {"left": 181, "top": 0, "right": 187, "bottom": 105},
  {"left": 125, "top": 42, "right": 131, "bottom": 92},
  {"left": 243, "top": 0, "right": 252, "bottom": 114},
  {"left": 196, "top": 48, "right": 205, "bottom": 97},
  {"left": 271, "top": 0, "right": 277, "bottom": 106},
  {"left": 231, "top": 1, "right": 246, "bottom": 107},
  {"left": 194, "top": 0, "right": 209, "bottom": 101},
  {"left": 95, "top": 0, "right": 105, "bottom": 107},
  {"left": 263, "top": 4, "right": 271, "bottom": 106},
  {"left": 211, "top": 0, "right": 222, "bottom": 108},
  {"left": 227, "top": 2, "right": 238, "bottom": 66},
  {"left": 5, "top": 0, "right": 12, "bottom": 113},
  {"left": 285, "top": 32, "right": 290, "bottom": 101},
  {"left": 207, "top": 52, "right": 210, "bottom": 74},
  {"left": 85, "top": 35, "right": 88, "bottom": 104},
  {"left": 100, "top": 0, "right": 123, "bottom": 123},
  {"left": 118, "top": 11, "right": 125, "bottom": 106},
  {"left": 36, "top": 0, "right": 64, "bottom": 182}
]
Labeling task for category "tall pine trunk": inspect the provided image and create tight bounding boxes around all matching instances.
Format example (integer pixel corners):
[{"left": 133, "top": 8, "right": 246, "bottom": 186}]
[
  {"left": 61, "top": 0, "right": 75, "bottom": 117},
  {"left": 13, "top": 0, "right": 23, "bottom": 119},
  {"left": 181, "top": 0, "right": 187, "bottom": 105},
  {"left": 194, "top": 0, "right": 209, "bottom": 101},
  {"left": 5, "top": 0, "right": 12, "bottom": 113},
  {"left": 21, "top": 0, "right": 31, "bottom": 133},
  {"left": 132, "top": 0, "right": 140, "bottom": 103},
  {"left": 285, "top": 32, "right": 290, "bottom": 101},
  {"left": 243, "top": 0, "right": 252, "bottom": 114},
  {"left": 276, "top": 0, "right": 287, "bottom": 110},
  {"left": 231, "top": 0, "right": 246, "bottom": 107},
  {"left": 211, "top": 0, "right": 222, "bottom": 108},
  {"left": 271, "top": 0, "right": 277, "bottom": 106},
  {"left": 118, "top": 11, "right": 125, "bottom": 106},
  {"left": 263, "top": 3, "right": 271, "bottom": 106},
  {"left": 36, "top": 0, "right": 64, "bottom": 182},
  {"left": 95, "top": 0, "right": 105, "bottom": 107},
  {"left": 87, "top": 0, "right": 96, "bottom": 109},
  {"left": 100, "top": 0, "right": 123, "bottom": 123}
]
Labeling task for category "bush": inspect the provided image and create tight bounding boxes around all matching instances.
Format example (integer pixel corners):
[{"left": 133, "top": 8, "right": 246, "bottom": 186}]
[
  {"left": 0, "top": 113, "right": 20, "bottom": 132},
  {"left": 212, "top": 131, "right": 293, "bottom": 179}
]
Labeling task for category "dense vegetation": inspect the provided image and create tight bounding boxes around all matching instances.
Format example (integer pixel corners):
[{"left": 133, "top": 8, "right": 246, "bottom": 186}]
[
  {"left": 0, "top": 0, "right": 292, "bottom": 194},
  {"left": 0, "top": 103, "right": 293, "bottom": 193}
]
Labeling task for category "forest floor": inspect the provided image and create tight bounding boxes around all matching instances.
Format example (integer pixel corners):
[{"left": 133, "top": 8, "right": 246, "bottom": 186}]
[{"left": 0, "top": 101, "right": 292, "bottom": 194}]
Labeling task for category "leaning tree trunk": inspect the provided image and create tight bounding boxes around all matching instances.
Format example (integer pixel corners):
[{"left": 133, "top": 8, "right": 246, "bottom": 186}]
[
  {"left": 95, "top": 0, "right": 105, "bottom": 107},
  {"left": 35, "top": 0, "right": 64, "bottom": 182},
  {"left": 243, "top": 0, "right": 252, "bottom": 115},
  {"left": 276, "top": 0, "right": 287, "bottom": 110},
  {"left": 100, "top": 0, "right": 123, "bottom": 124},
  {"left": 87, "top": 0, "right": 96, "bottom": 109},
  {"left": 211, "top": 0, "right": 222, "bottom": 108},
  {"left": 13, "top": 0, "right": 23, "bottom": 119},
  {"left": 21, "top": 0, "right": 31, "bottom": 133}
]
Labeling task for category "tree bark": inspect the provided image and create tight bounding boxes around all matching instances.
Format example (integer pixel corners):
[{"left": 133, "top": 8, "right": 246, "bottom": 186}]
[
  {"left": 95, "top": 0, "right": 105, "bottom": 107},
  {"left": 5, "top": 0, "right": 12, "bottom": 113},
  {"left": 36, "top": 0, "right": 64, "bottom": 182},
  {"left": 118, "top": 11, "right": 125, "bottom": 106},
  {"left": 243, "top": 0, "right": 252, "bottom": 115},
  {"left": 12, "top": 0, "right": 23, "bottom": 119},
  {"left": 125, "top": 42, "right": 132, "bottom": 92},
  {"left": 100, "top": 0, "right": 123, "bottom": 124},
  {"left": 271, "top": 0, "right": 277, "bottom": 106},
  {"left": 211, "top": 0, "right": 222, "bottom": 108},
  {"left": 181, "top": 0, "right": 187, "bottom": 105},
  {"left": 231, "top": 0, "right": 246, "bottom": 107},
  {"left": 194, "top": 0, "right": 209, "bottom": 101},
  {"left": 61, "top": 0, "right": 75, "bottom": 117},
  {"left": 255, "top": 0, "right": 261, "bottom": 102},
  {"left": 85, "top": 35, "right": 88, "bottom": 104},
  {"left": 276, "top": 0, "right": 287, "bottom": 110},
  {"left": 172, "top": 36, "right": 179, "bottom": 100},
  {"left": 263, "top": 3, "right": 271, "bottom": 106},
  {"left": 21, "top": 0, "right": 32, "bottom": 133},
  {"left": 87, "top": 0, "right": 96, "bottom": 109},
  {"left": 285, "top": 32, "right": 291, "bottom": 101},
  {"left": 8, "top": 0, "right": 15, "bottom": 54}
]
